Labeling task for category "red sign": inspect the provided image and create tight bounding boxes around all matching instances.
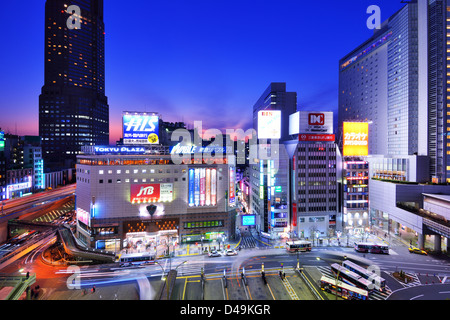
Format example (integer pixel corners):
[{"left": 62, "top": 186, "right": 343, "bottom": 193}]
[
  {"left": 292, "top": 203, "right": 297, "bottom": 227},
  {"left": 130, "top": 184, "right": 161, "bottom": 203},
  {"left": 299, "top": 134, "right": 335, "bottom": 142},
  {"left": 308, "top": 113, "right": 325, "bottom": 126}
]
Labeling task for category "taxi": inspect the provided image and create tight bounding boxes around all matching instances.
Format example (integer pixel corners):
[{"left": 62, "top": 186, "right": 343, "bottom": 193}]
[{"left": 408, "top": 247, "right": 427, "bottom": 255}]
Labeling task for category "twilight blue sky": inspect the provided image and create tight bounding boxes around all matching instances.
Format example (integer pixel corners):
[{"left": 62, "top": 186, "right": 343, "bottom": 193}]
[{"left": 0, "top": 0, "right": 405, "bottom": 143}]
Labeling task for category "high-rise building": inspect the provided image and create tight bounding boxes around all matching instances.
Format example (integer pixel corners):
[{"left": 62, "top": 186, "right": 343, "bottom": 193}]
[
  {"left": 253, "top": 83, "right": 297, "bottom": 142},
  {"left": 428, "top": 0, "right": 450, "bottom": 183},
  {"left": 339, "top": 0, "right": 450, "bottom": 183},
  {"left": 39, "top": 0, "right": 109, "bottom": 170}
]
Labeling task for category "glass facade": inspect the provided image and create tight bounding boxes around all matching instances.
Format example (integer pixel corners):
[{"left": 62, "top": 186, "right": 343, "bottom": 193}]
[{"left": 39, "top": 0, "right": 109, "bottom": 168}]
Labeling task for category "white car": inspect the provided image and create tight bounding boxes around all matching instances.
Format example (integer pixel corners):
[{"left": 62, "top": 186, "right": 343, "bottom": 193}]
[
  {"left": 225, "top": 249, "right": 238, "bottom": 256},
  {"left": 208, "top": 250, "right": 221, "bottom": 257}
]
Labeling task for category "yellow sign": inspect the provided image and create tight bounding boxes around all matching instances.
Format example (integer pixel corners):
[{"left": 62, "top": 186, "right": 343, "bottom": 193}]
[{"left": 343, "top": 122, "right": 369, "bottom": 156}]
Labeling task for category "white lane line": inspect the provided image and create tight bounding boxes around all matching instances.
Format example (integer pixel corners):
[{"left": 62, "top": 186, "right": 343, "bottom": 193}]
[{"left": 410, "top": 294, "right": 424, "bottom": 300}]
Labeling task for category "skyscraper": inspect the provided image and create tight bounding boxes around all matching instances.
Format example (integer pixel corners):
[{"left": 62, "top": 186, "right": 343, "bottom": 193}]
[
  {"left": 338, "top": 0, "right": 450, "bottom": 183},
  {"left": 39, "top": 0, "right": 109, "bottom": 170}
]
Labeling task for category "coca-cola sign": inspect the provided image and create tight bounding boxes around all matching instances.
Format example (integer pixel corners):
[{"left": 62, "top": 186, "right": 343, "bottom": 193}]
[{"left": 130, "top": 184, "right": 173, "bottom": 203}]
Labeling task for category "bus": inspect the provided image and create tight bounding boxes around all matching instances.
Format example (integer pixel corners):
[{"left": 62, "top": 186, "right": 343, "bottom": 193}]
[
  {"left": 116, "top": 252, "right": 156, "bottom": 266},
  {"left": 286, "top": 241, "right": 312, "bottom": 253},
  {"left": 354, "top": 242, "right": 389, "bottom": 254},
  {"left": 342, "top": 260, "right": 386, "bottom": 292},
  {"left": 331, "top": 263, "right": 373, "bottom": 292},
  {"left": 319, "top": 276, "right": 368, "bottom": 300}
]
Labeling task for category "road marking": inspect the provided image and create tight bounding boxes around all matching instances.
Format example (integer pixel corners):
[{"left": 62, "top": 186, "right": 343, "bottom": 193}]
[
  {"left": 439, "top": 291, "right": 450, "bottom": 294},
  {"left": 410, "top": 294, "right": 424, "bottom": 300},
  {"left": 282, "top": 277, "right": 299, "bottom": 300},
  {"left": 267, "top": 283, "right": 276, "bottom": 300},
  {"left": 182, "top": 278, "right": 188, "bottom": 300}
]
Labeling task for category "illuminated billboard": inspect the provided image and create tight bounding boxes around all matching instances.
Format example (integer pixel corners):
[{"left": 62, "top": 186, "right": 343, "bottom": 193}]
[
  {"left": 229, "top": 167, "right": 236, "bottom": 207},
  {"left": 242, "top": 215, "right": 256, "bottom": 226},
  {"left": 343, "top": 122, "right": 369, "bottom": 156},
  {"left": 289, "top": 111, "right": 334, "bottom": 135},
  {"left": 130, "top": 183, "right": 173, "bottom": 203},
  {"left": 258, "top": 110, "right": 281, "bottom": 139},
  {"left": 123, "top": 112, "right": 159, "bottom": 145},
  {"left": 189, "top": 168, "right": 217, "bottom": 207},
  {"left": 0, "top": 131, "right": 4, "bottom": 150},
  {"left": 77, "top": 208, "right": 91, "bottom": 227},
  {"left": 6, "top": 176, "right": 32, "bottom": 199}
]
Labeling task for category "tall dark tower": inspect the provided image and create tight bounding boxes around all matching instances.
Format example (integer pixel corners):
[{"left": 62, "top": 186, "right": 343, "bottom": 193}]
[{"left": 39, "top": 0, "right": 109, "bottom": 170}]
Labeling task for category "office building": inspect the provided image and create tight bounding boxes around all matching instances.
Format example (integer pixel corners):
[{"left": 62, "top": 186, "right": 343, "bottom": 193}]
[
  {"left": 339, "top": 0, "right": 450, "bottom": 183},
  {"left": 39, "top": 0, "right": 109, "bottom": 170},
  {"left": 253, "top": 83, "right": 297, "bottom": 142},
  {"left": 249, "top": 144, "right": 290, "bottom": 239}
]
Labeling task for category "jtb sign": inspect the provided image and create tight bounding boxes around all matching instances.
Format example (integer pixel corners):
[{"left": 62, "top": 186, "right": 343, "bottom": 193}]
[
  {"left": 130, "top": 183, "right": 173, "bottom": 203},
  {"left": 123, "top": 113, "right": 159, "bottom": 145}
]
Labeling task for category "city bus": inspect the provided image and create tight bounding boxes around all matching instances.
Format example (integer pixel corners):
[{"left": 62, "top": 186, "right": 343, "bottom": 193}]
[
  {"left": 342, "top": 260, "right": 386, "bottom": 292},
  {"left": 319, "top": 276, "right": 369, "bottom": 300},
  {"left": 116, "top": 252, "right": 156, "bottom": 266},
  {"left": 354, "top": 242, "right": 389, "bottom": 254},
  {"left": 331, "top": 263, "right": 373, "bottom": 292},
  {"left": 286, "top": 240, "right": 312, "bottom": 253}
]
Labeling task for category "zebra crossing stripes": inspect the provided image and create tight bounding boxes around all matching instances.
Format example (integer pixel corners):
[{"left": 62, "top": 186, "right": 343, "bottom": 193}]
[{"left": 316, "top": 266, "right": 391, "bottom": 301}]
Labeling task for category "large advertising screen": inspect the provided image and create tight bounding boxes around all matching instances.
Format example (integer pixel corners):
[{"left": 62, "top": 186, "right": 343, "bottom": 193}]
[
  {"left": 130, "top": 183, "right": 173, "bottom": 203},
  {"left": 189, "top": 168, "right": 217, "bottom": 207},
  {"left": 123, "top": 113, "right": 159, "bottom": 145},
  {"left": 258, "top": 110, "right": 281, "bottom": 139},
  {"left": 343, "top": 122, "right": 369, "bottom": 156},
  {"left": 241, "top": 215, "right": 256, "bottom": 226}
]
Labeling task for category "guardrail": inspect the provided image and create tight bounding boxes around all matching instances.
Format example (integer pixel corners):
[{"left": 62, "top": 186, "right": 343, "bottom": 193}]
[{"left": 5, "top": 274, "right": 36, "bottom": 300}]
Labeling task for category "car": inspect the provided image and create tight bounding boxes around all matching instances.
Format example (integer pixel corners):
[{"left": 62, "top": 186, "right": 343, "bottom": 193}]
[
  {"left": 120, "top": 262, "right": 133, "bottom": 267},
  {"left": 208, "top": 250, "right": 221, "bottom": 257},
  {"left": 409, "top": 247, "right": 427, "bottom": 255},
  {"left": 225, "top": 249, "right": 238, "bottom": 256}
]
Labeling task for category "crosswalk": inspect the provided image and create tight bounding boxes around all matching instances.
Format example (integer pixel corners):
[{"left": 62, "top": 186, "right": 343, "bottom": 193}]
[
  {"left": 33, "top": 201, "right": 74, "bottom": 223},
  {"left": 316, "top": 266, "right": 392, "bottom": 300}
]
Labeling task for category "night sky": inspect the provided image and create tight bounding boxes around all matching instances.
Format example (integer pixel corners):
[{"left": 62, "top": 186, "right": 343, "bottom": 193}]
[{"left": 0, "top": 0, "right": 405, "bottom": 144}]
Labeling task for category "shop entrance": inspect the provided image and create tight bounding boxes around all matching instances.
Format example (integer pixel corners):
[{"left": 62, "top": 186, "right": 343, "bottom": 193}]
[{"left": 123, "top": 231, "right": 178, "bottom": 258}]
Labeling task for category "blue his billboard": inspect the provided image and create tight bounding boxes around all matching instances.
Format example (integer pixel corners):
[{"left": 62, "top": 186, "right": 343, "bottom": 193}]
[{"left": 123, "top": 113, "right": 159, "bottom": 145}]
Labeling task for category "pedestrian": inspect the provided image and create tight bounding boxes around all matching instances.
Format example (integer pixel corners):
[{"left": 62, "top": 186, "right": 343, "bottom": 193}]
[{"left": 92, "top": 285, "right": 96, "bottom": 293}]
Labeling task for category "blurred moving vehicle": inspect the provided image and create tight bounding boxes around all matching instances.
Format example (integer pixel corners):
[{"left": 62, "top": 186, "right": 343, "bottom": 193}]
[{"left": 408, "top": 247, "right": 427, "bottom": 255}]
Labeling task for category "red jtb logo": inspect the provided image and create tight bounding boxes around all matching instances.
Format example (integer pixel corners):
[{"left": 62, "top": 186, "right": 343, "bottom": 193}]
[{"left": 308, "top": 113, "right": 325, "bottom": 125}]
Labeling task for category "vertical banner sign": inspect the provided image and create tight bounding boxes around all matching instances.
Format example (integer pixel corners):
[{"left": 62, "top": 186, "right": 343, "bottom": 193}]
[
  {"left": 189, "top": 168, "right": 217, "bottom": 207},
  {"left": 200, "top": 168, "right": 206, "bottom": 206},
  {"left": 211, "top": 169, "right": 217, "bottom": 206},
  {"left": 267, "top": 160, "right": 271, "bottom": 200},
  {"left": 292, "top": 203, "right": 297, "bottom": 227},
  {"left": 194, "top": 168, "right": 200, "bottom": 206},
  {"left": 259, "top": 160, "right": 264, "bottom": 199},
  {"left": 206, "top": 169, "right": 211, "bottom": 206},
  {"left": 229, "top": 167, "right": 236, "bottom": 207},
  {"left": 189, "top": 169, "right": 195, "bottom": 207},
  {"left": 343, "top": 122, "right": 369, "bottom": 156}
]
